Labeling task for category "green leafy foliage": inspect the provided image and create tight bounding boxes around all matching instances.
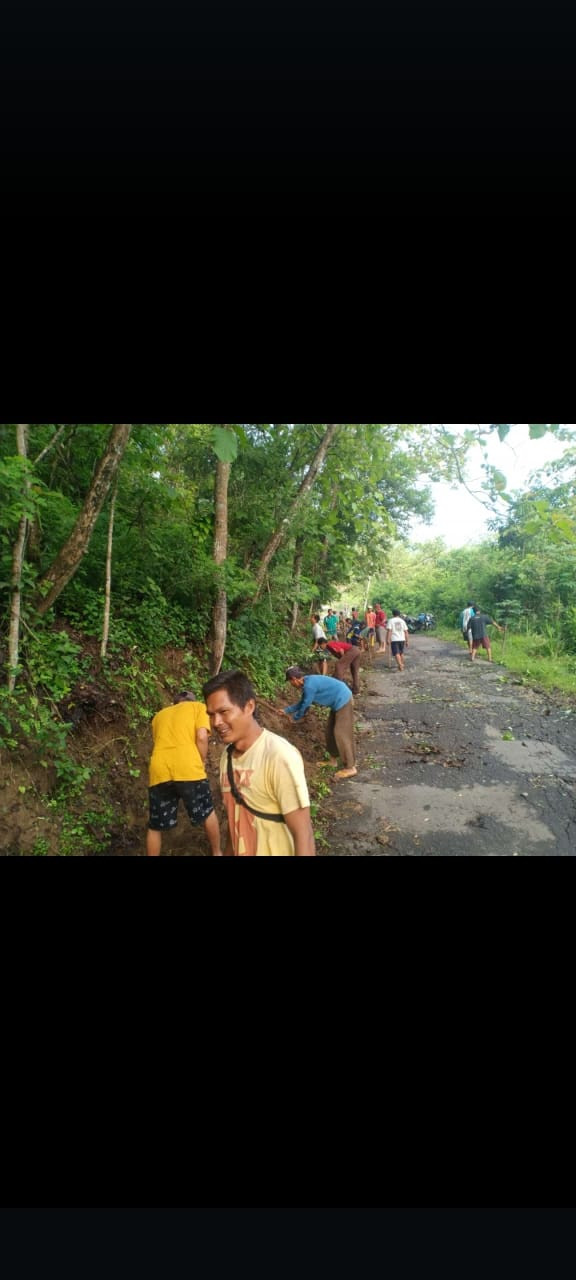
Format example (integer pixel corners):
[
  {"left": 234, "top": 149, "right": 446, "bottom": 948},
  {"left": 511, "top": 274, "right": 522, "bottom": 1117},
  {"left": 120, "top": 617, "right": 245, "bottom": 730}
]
[
  {"left": 226, "top": 604, "right": 306, "bottom": 697},
  {"left": 0, "top": 686, "right": 91, "bottom": 794},
  {"left": 212, "top": 426, "right": 239, "bottom": 464},
  {"left": 57, "top": 804, "right": 119, "bottom": 857},
  {"left": 0, "top": 456, "right": 45, "bottom": 528},
  {"left": 24, "top": 626, "right": 83, "bottom": 702}
]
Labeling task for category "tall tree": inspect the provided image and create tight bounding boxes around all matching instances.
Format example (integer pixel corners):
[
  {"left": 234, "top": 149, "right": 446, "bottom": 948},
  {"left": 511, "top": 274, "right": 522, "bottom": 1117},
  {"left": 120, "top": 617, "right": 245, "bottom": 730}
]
[
  {"left": 253, "top": 423, "right": 342, "bottom": 599},
  {"left": 100, "top": 481, "right": 118, "bottom": 660},
  {"left": 210, "top": 425, "right": 238, "bottom": 675},
  {"left": 36, "top": 424, "right": 133, "bottom": 615},
  {"left": 7, "top": 425, "right": 30, "bottom": 692},
  {"left": 290, "top": 535, "right": 305, "bottom": 633}
]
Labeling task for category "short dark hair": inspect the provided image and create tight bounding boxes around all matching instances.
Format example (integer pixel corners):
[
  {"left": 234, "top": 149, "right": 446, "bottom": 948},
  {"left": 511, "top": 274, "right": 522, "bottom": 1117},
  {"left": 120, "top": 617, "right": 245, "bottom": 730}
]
[
  {"left": 286, "top": 666, "right": 307, "bottom": 680},
  {"left": 392, "top": 609, "right": 401, "bottom": 617},
  {"left": 317, "top": 637, "right": 328, "bottom": 646},
  {"left": 203, "top": 670, "right": 256, "bottom": 709},
  {"left": 174, "top": 690, "right": 197, "bottom": 704}
]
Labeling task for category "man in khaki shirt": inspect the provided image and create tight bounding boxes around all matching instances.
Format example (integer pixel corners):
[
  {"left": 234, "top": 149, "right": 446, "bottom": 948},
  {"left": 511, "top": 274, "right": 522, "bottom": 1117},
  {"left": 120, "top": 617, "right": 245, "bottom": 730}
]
[{"left": 203, "top": 670, "right": 316, "bottom": 857}]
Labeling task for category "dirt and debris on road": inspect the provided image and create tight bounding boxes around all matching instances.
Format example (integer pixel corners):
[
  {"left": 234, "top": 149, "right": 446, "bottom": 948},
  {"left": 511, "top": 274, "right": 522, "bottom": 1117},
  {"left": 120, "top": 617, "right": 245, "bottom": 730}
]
[{"left": 323, "top": 637, "right": 576, "bottom": 856}]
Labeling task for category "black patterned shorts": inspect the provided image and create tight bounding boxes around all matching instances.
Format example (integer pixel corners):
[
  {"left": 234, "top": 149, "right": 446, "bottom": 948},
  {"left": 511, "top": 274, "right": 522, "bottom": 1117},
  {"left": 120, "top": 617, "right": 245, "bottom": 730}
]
[{"left": 148, "top": 780, "right": 215, "bottom": 832}]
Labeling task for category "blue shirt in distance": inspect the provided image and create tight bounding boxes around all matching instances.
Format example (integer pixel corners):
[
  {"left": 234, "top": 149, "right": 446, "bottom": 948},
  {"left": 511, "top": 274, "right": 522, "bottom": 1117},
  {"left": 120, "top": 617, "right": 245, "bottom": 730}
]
[{"left": 285, "top": 675, "right": 353, "bottom": 722}]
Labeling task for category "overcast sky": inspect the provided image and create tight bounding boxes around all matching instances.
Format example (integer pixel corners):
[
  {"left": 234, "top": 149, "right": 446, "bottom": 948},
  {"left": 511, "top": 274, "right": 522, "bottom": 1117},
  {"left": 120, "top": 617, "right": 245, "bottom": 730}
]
[{"left": 409, "top": 424, "right": 574, "bottom": 548}]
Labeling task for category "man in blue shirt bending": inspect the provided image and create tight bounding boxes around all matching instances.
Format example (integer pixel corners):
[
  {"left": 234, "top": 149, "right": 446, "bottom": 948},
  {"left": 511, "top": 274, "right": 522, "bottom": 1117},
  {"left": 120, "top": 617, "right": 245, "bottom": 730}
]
[{"left": 284, "top": 668, "right": 357, "bottom": 781}]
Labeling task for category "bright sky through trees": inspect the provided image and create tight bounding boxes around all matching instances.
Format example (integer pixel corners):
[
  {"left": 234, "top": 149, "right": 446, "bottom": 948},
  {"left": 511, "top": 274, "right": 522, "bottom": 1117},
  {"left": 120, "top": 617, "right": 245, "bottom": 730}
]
[{"left": 410, "top": 424, "right": 574, "bottom": 548}]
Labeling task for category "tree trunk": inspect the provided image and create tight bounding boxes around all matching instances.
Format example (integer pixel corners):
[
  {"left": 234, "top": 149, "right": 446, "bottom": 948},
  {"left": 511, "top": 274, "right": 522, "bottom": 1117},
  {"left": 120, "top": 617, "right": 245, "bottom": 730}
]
[
  {"left": 100, "top": 482, "right": 118, "bottom": 659},
  {"left": 33, "top": 424, "right": 70, "bottom": 467},
  {"left": 211, "top": 435, "right": 232, "bottom": 676},
  {"left": 254, "top": 423, "right": 341, "bottom": 599},
  {"left": 290, "top": 537, "right": 305, "bottom": 633},
  {"left": 7, "top": 425, "right": 30, "bottom": 692},
  {"left": 37, "top": 424, "right": 133, "bottom": 615}
]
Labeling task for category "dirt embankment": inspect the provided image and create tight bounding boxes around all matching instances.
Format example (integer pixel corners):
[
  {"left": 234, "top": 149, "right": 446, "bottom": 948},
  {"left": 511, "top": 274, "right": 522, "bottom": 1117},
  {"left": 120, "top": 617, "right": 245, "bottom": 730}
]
[
  {"left": 1, "top": 660, "right": 332, "bottom": 856},
  {"left": 323, "top": 637, "right": 576, "bottom": 856},
  {"left": 112, "top": 691, "right": 331, "bottom": 857}
]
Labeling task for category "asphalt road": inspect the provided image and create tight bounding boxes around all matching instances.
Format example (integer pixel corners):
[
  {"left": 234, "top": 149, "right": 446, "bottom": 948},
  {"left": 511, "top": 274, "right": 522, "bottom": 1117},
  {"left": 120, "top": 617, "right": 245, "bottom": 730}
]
[{"left": 325, "top": 636, "right": 576, "bottom": 856}]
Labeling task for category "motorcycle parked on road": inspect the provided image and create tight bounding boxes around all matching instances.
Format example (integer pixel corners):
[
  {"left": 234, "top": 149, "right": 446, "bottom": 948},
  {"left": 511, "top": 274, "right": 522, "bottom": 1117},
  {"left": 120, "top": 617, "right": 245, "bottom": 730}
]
[{"left": 404, "top": 613, "right": 436, "bottom": 634}]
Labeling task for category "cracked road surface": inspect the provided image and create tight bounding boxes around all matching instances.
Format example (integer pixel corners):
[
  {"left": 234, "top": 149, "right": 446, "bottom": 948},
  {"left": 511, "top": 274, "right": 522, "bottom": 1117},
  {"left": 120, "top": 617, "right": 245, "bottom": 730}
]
[{"left": 324, "top": 637, "right": 576, "bottom": 856}]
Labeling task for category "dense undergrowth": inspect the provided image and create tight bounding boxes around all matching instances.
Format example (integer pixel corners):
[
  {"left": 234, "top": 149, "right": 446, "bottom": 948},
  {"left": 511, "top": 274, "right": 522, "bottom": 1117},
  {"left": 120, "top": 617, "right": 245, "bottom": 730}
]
[{"left": 0, "top": 592, "right": 318, "bottom": 856}]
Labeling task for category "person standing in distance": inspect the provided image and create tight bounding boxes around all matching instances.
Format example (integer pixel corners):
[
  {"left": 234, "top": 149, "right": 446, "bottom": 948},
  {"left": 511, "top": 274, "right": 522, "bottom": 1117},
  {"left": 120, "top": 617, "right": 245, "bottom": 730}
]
[
  {"left": 147, "top": 691, "right": 223, "bottom": 857},
  {"left": 460, "top": 602, "right": 476, "bottom": 654},
  {"left": 203, "top": 670, "right": 316, "bottom": 857},
  {"left": 311, "top": 613, "right": 327, "bottom": 652},
  {"left": 386, "top": 610, "right": 410, "bottom": 671},
  {"left": 468, "top": 608, "right": 505, "bottom": 663},
  {"left": 374, "top": 604, "right": 387, "bottom": 653},
  {"left": 325, "top": 610, "right": 339, "bottom": 640},
  {"left": 365, "top": 606, "right": 377, "bottom": 648}
]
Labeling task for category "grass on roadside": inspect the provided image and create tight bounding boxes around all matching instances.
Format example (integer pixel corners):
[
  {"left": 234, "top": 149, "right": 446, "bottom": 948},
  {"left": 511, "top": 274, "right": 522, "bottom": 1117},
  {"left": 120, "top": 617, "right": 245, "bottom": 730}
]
[{"left": 435, "top": 626, "right": 576, "bottom": 698}]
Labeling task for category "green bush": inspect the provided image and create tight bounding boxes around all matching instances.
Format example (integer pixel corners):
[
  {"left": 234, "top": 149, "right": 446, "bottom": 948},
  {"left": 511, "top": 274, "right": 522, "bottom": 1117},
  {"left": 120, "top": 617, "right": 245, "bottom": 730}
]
[
  {"left": 561, "top": 606, "right": 576, "bottom": 655},
  {"left": 24, "top": 626, "right": 83, "bottom": 702},
  {"left": 63, "top": 579, "right": 189, "bottom": 652},
  {"left": 226, "top": 607, "right": 308, "bottom": 698},
  {"left": 0, "top": 687, "right": 91, "bottom": 796}
]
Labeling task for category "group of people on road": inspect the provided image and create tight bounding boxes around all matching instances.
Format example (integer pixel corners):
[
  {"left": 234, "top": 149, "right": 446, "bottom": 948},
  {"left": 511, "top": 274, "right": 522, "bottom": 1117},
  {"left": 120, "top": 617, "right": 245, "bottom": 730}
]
[
  {"left": 314, "top": 606, "right": 410, "bottom": 675},
  {"left": 314, "top": 606, "right": 387, "bottom": 653},
  {"left": 145, "top": 592, "right": 508, "bottom": 857}
]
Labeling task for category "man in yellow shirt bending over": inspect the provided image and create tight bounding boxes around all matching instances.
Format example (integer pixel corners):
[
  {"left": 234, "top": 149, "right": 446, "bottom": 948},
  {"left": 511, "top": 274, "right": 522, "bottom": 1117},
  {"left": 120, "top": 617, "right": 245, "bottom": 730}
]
[{"left": 147, "top": 692, "right": 223, "bottom": 857}]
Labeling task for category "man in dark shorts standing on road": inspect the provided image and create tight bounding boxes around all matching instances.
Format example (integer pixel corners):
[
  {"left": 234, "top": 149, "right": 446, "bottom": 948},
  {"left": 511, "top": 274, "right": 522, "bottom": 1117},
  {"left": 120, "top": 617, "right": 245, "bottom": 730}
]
[
  {"left": 147, "top": 691, "right": 223, "bottom": 856},
  {"left": 387, "top": 610, "right": 410, "bottom": 671},
  {"left": 468, "top": 608, "right": 505, "bottom": 662}
]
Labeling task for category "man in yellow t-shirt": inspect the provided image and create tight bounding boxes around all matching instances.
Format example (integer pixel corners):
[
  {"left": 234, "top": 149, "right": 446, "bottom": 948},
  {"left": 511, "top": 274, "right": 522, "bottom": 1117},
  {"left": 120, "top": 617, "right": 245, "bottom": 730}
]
[
  {"left": 203, "top": 670, "right": 316, "bottom": 857},
  {"left": 147, "top": 692, "right": 223, "bottom": 857}
]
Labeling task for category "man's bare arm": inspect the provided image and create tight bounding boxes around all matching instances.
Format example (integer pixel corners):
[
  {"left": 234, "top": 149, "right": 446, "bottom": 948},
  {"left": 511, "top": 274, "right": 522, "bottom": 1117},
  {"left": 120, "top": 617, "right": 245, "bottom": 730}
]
[
  {"left": 196, "top": 728, "right": 209, "bottom": 765},
  {"left": 285, "top": 807, "right": 317, "bottom": 857}
]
